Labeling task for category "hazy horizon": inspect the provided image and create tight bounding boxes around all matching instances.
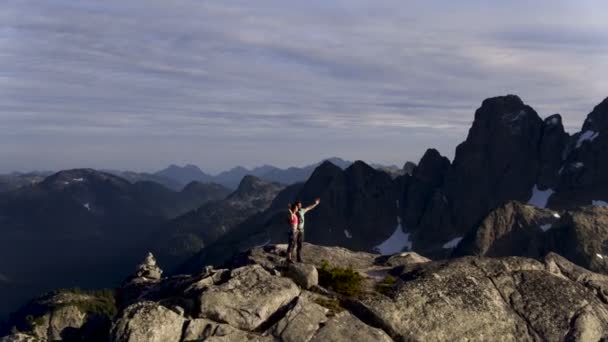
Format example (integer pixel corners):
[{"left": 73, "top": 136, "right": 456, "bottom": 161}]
[{"left": 2, "top": 0, "right": 607, "bottom": 174}]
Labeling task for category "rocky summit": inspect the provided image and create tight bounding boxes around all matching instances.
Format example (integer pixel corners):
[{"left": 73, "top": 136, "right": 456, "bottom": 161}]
[{"left": 4, "top": 243, "right": 608, "bottom": 341}]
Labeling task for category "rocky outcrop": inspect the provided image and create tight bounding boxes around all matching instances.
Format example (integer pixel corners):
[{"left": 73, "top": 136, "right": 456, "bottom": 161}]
[
  {"left": 455, "top": 201, "right": 561, "bottom": 258},
  {"left": 545, "top": 206, "right": 608, "bottom": 275},
  {"left": 5, "top": 245, "right": 608, "bottom": 341},
  {"left": 453, "top": 202, "right": 608, "bottom": 276},
  {"left": 1, "top": 290, "right": 114, "bottom": 341},
  {"left": 271, "top": 297, "right": 328, "bottom": 342},
  {"left": 309, "top": 311, "right": 392, "bottom": 342},
  {"left": 198, "top": 265, "right": 300, "bottom": 331},
  {"left": 352, "top": 256, "right": 608, "bottom": 341},
  {"left": 110, "top": 301, "right": 185, "bottom": 342},
  {"left": 0, "top": 333, "right": 41, "bottom": 342}
]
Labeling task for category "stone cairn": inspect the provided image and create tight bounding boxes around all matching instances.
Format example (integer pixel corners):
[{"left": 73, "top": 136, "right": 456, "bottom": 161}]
[{"left": 134, "top": 252, "right": 162, "bottom": 280}]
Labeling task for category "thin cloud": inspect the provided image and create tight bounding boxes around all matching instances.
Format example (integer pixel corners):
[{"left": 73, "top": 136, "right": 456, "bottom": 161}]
[{"left": 1, "top": 0, "right": 607, "bottom": 172}]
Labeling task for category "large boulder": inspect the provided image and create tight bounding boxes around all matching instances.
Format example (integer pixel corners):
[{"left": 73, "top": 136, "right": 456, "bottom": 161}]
[
  {"left": 309, "top": 311, "right": 392, "bottom": 342},
  {"left": 455, "top": 201, "right": 560, "bottom": 258},
  {"left": 351, "top": 256, "right": 608, "bottom": 341},
  {"left": 271, "top": 297, "right": 328, "bottom": 342},
  {"left": 197, "top": 265, "right": 300, "bottom": 331},
  {"left": 183, "top": 318, "right": 271, "bottom": 342},
  {"left": 110, "top": 301, "right": 185, "bottom": 342},
  {"left": 286, "top": 263, "right": 318, "bottom": 290}
]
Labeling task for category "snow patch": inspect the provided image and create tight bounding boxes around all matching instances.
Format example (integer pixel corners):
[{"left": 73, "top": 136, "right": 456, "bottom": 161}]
[
  {"left": 509, "top": 110, "right": 527, "bottom": 122},
  {"left": 344, "top": 230, "right": 352, "bottom": 239},
  {"left": 442, "top": 237, "right": 463, "bottom": 249},
  {"left": 540, "top": 224, "right": 552, "bottom": 232},
  {"left": 374, "top": 218, "right": 412, "bottom": 255},
  {"left": 72, "top": 178, "right": 85, "bottom": 182},
  {"left": 83, "top": 203, "right": 91, "bottom": 211},
  {"left": 576, "top": 131, "right": 599, "bottom": 149},
  {"left": 597, "top": 253, "right": 604, "bottom": 260},
  {"left": 527, "top": 185, "right": 554, "bottom": 209},
  {"left": 552, "top": 212, "right": 561, "bottom": 218},
  {"left": 592, "top": 200, "right": 608, "bottom": 206},
  {"left": 573, "top": 162, "right": 584, "bottom": 169}
]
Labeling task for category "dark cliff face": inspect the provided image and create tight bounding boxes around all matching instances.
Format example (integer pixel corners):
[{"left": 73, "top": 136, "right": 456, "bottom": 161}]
[
  {"left": 302, "top": 161, "right": 399, "bottom": 250},
  {"left": 177, "top": 160, "right": 401, "bottom": 272},
  {"left": 444, "top": 95, "right": 545, "bottom": 233},
  {"left": 550, "top": 97, "right": 608, "bottom": 208},
  {"left": 400, "top": 95, "right": 608, "bottom": 259},
  {"left": 401, "top": 148, "right": 450, "bottom": 229}
]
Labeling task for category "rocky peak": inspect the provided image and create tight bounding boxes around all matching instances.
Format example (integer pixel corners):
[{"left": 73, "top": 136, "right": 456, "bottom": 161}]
[
  {"left": 538, "top": 114, "right": 570, "bottom": 189},
  {"left": 41, "top": 169, "right": 130, "bottom": 190},
  {"left": 298, "top": 160, "right": 343, "bottom": 196},
  {"left": 343, "top": 160, "right": 382, "bottom": 184},
  {"left": 402, "top": 161, "right": 416, "bottom": 176},
  {"left": 581, "top": 96, "right": 608, "bottom": 133},
  {"left": 233, "top": 175, "right": 270, "bottom": 194},
  {"left": 401, "top": 149, "right": 450, "bottom": 229},
  {"left": 444, "top": 94, "right": 544, "bottom": 232},
  {"left": 412, "top": 148, "right": 450, "bottom": 184},
  {"left": 228, "top": 175, "right": 283, "bottom": 203}
]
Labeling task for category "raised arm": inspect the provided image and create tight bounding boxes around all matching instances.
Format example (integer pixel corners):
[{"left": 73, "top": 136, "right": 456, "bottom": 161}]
[{"left": 303, "top": 198, "right": 321, "bottom": 213}]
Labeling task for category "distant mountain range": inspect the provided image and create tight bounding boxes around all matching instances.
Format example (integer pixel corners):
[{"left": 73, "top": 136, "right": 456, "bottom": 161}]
[
  {"left": 154, "top": 157, "right": 407, "bottom": 189},
  {"left": 0, "top": 171, "right": 53, "bottom": 192},
  {"left": 0, "top": 158, "right": 409, "bottom": 193}
]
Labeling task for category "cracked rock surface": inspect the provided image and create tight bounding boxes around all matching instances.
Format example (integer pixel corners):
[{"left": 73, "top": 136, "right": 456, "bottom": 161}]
[{"left": 4, "top": 244, "right": 608, "bottom": 342}]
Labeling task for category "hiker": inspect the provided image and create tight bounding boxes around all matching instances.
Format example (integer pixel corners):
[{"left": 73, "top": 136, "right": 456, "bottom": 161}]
[
  {"left": 286, "top": 203, "right": 300, "bottom": 263},
  {"left": 292, "top": 198, "right": 321, "bottom": 262}
]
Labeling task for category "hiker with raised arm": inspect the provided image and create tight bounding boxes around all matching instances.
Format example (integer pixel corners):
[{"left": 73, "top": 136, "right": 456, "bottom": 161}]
[
  {"left": 292, "top": 198, "right": 320, "bottom": 262},
  {"left": 286, "top": 203, "right": 299, "bottom": 263}
]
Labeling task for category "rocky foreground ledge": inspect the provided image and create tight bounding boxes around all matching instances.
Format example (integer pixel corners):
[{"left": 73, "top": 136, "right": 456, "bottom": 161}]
[{"left": 3, "top": 244, "right": 608, "bottom": 341}]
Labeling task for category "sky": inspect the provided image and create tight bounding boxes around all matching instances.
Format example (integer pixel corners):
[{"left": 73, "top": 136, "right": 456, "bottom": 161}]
[{"left": 1, "top": 0, "right": 607, "bottom": 174}]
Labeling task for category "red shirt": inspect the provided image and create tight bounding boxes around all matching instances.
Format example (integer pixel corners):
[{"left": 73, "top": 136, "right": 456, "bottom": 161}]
[{"left": 289, "top": 213, "right": 299, "bottom": 227}]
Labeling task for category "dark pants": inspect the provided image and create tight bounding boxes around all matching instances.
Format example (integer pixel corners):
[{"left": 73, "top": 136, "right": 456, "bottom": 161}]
[{"left": 287, "top": 229, "right": 304, "bottom": 262}]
